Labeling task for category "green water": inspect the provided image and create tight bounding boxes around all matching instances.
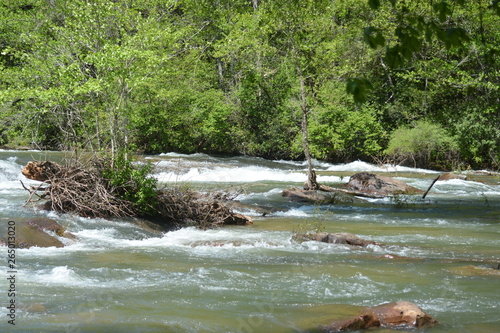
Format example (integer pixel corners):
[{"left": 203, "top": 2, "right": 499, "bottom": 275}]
[{"left": 0, "top": 151, "right": 499, "bottom": 332}]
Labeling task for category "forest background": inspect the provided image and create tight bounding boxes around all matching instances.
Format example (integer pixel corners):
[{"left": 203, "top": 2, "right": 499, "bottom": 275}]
[{"left": 0, "top": 0, "right": 498, "bottom": 171}]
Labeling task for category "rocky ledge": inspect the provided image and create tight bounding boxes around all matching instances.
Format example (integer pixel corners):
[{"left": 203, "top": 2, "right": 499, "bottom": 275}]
[{"left": 0, "top": 218, "right": 76, "bottom": 248}]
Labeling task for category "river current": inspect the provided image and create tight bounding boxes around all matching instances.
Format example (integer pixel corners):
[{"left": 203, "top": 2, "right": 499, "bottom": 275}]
[{"left": 0, "top": 150, "right": 499, "bottom": 332}]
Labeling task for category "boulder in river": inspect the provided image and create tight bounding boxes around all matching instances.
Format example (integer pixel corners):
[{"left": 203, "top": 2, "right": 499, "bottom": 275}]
[
  {"left": 322, "top": 301, "right": 438, "bottom": 332},
  {"left": 437, "top": 172, "right": 467, "bottom": 181},
  {"left": 347, "top": 172, "right": 423, "bottom": 196},
  {"left": 294, "top": 232, "right": 379, "bottom": 247},
  {"left": 0, "top": 218, "right": 76, "bottom": 248}
]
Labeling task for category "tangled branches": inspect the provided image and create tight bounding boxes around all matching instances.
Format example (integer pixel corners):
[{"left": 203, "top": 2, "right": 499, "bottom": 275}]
[
  {"left": 21, "top": 161, "right": 134, "bottom": 218},
  {"left": 156, "top": 188, "right": 252, "bottom": 229},
  {"left": 21, "top": 160, "right": 253, "bottom": 229}
]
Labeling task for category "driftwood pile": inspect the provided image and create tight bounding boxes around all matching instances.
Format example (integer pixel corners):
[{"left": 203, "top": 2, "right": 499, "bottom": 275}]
[
  {"left": 22, "top": 161, "right": 134, "bottom": 218},
  {"left": 21, "top": 161, "right": 252, "bottom": 229},
  {"left": 155, "top": 188, "right": 253, "bottom": 229}
]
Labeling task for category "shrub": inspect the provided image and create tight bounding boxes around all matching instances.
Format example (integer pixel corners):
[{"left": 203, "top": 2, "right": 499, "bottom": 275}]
[
  {"left": 309, "top": 104, "right": 386, "bottom": 162},
  {"left": 385, "top": 121, "right": 459, "bottom": 170},
  {"left": 101, "top": 152, "right": 159, "bottom": 216},
  {"left": 451, "top": 108, "right": 499, "bottom": 170}
]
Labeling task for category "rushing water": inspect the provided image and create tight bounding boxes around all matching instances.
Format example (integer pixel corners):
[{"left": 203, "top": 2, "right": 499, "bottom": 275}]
[{"left": 1, "top": 150, "right": 499, "bottom": 332}]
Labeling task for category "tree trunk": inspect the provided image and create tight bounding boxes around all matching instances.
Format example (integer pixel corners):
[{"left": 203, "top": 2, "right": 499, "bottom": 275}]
[
  {"left": 252, "top": 0, "right": 259, "bottom": 10},
  {"left": 297, "top": 64, "right": 318, "bottom": 190}
]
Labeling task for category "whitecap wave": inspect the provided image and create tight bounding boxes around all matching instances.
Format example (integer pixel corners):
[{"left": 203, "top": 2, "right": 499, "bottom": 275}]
[
  {"left": 326, "top": 160, "right": 438, "bottom": 173},
  {"left": 154, "top": 165, "right": 307, "bottom": 183},
  {"left": 0, "top": 157, "right": 22, "bottom": 183},
  {"left": 33, "top": 266, "right": 94, "bottom": 287}
]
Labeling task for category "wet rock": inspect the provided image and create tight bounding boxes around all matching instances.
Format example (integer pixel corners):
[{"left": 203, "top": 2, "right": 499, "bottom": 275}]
[
  {"left": 294, "top": 232, "right": 379, "bottom": 247},
  {"left": 282, "top": 187, "right": 363, "bottom": 204},
  {"left": 448, "top": 265, "right": 500, "bottom": 277},
  {"left": 0, "top": 218, "right": 76, "bottom": 248},
  {"left": 347, "top": 172, "right": 423, "bottom": 196},
  {"left": 437, "top": 172, "right": 467, "bottom": 181},
  {"left": 369, "top": 301, "right": 438, "bottom": 328},
  {"left": 322, "top": 301, "right": 438, "bottom": 332},
  {"left": 324, "top": 313, "right": 380, "bottom": 332},
  {"left": 22, "top": 303, "right": 47, "bottom": 313}
]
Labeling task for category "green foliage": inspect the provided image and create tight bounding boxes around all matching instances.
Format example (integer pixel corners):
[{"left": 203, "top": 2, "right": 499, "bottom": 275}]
[
  {"left": 101, "top": 152, "right": 158, "bottom": 216},
  {"left": 0, "top": 0, "right": 498, "bottom": 170},
  {"left": 385, "top": 121, "right": 459, "bottom": 170},
  {"left": 450, "top": 107, "right": 500, "bottom": 170},
  {"left": 309, "top": 102, "right": 386, "bottom": 162}
]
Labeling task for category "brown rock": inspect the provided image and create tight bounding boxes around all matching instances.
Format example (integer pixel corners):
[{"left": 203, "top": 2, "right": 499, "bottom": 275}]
[
  {"left": 437, "top": 172, "right": 467, "bottom": 181},
  {"left": 322, "top": 301, "right": 438, "bottom": 332},
  {"left": 0, "top": 218, "right": 76, "bottom": 248},
  {"left": 347, "top": 172, "right": 423, "bottom": 196},
  {"left": 369, "top": 301, "right": 438, "bottom": 328},
  {"left": 325, "top": 314, "right": 380, "bottom": 332},
  {"left": 448, "top": 265, "right": 500, "bottom": 277}
]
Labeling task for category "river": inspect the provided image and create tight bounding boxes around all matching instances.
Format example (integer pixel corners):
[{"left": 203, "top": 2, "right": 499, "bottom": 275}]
[{"left": 1, "top": 150, "right": 499, "bottom": 332}]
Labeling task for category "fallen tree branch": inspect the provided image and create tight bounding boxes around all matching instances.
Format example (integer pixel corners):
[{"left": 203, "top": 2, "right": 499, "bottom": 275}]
[{"left": 422, "top": 175, "right": 441, "bottom": 199}]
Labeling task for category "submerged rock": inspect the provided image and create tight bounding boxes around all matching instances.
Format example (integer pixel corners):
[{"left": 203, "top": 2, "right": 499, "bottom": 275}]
[
  {"left": 322, "top": 301, "right": 438, "bottom": 332},
  {"left": 0, "top": 218, "right": 76, "bottom": 248},
  {"left": 448, "top": 265, "right": 500, "bottom": 277},
  {"left": 294, "top": 232, "right": 379, "bottom": 247},
  {"left": 347, "top": 172, "right": 423, "bottom": 196}
]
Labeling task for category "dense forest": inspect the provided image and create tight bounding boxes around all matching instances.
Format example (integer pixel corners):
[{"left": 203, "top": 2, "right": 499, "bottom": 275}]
[{"left": 0, "top": 0, "right": 498, "bottom": 170}]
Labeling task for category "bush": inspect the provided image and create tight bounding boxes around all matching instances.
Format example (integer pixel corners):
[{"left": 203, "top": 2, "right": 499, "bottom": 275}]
[
  {"left": 451, "top": 108, "right": 499, "bottom": 170},
  {"left": 309, "top": 104, "right": 386, "bottom": 162},
  {"left": 385, "top": 121, "right": 459, "bottom": 170},
  {"left": 101, "top": 152, "right": 159, "bottom": 216}
]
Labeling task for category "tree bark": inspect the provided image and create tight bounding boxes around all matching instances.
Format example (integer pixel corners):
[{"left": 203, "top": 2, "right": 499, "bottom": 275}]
[{"left": 297, "top": 64, "right": 318, "bottom": 190}]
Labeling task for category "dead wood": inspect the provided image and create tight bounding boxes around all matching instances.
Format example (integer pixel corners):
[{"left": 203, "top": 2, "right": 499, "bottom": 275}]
[
  {"left": 21, "top": 160, "right": 252, "bottom": 228},
  {"left": 156, "top": 188, "right": 252, "bottom": 229},
  {"left": 316, "top": 184, "right": 386, "bottom": 199},
  {"left": 22, "top": 161, "right": 134, "bottom": 218},
  {"left": 422, "top": 175, "right": 441, "bottom": 199}
]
